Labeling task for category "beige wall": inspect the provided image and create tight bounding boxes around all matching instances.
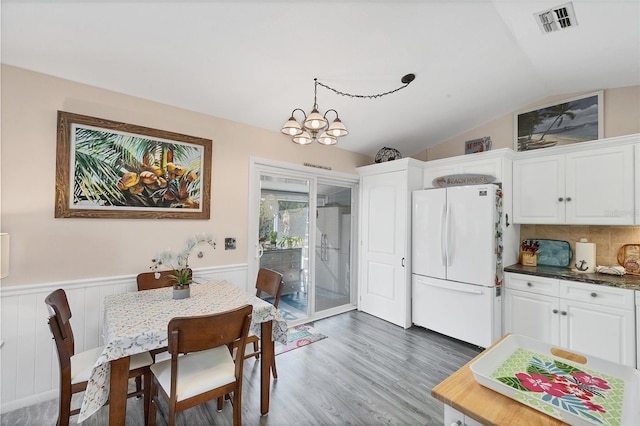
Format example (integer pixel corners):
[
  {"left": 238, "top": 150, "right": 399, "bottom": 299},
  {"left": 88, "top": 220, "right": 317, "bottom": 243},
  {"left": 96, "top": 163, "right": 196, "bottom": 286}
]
[
  {"left": 520, "top": 225, "right": 640, "bottom": 268},
  {"left": 421, "top": 85, "right": 640, "bottom": 161},
  {"left": 0, "top": 65, "right": 372, "bottom": 286}
]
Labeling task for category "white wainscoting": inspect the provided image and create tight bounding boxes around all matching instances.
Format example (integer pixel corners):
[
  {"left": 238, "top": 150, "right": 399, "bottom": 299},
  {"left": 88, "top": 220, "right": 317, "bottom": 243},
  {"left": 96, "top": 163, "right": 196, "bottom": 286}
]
[{"left": 0, "top": 264, "right": 248, "bottom": 414}]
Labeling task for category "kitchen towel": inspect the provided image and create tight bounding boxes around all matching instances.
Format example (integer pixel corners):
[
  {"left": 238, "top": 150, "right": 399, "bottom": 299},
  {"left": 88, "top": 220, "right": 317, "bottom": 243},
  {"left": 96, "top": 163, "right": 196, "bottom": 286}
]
[{"left": 574, "top": 238, "right": 596, "bottom": 273}]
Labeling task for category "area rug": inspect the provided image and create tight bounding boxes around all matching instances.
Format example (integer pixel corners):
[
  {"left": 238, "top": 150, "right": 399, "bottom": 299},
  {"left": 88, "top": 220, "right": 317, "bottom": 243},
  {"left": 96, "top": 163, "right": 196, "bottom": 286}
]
[{"left": 275, "top": 325, "right": 327, "bottom": 355}]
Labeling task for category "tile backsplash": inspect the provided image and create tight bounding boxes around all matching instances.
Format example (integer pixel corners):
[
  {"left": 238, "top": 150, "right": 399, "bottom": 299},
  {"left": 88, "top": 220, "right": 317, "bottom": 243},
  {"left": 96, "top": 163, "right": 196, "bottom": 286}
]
[{"left": 520, "top": 225, "right": 640, "bottom": 267}]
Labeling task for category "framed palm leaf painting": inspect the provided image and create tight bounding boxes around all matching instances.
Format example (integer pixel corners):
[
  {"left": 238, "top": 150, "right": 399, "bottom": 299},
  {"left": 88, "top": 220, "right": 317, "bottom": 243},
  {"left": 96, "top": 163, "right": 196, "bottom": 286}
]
[
  {"left": 55, "top": 111, "right": 212, "bottom": 219},
  {"left": 514, "top": 91, "right": 603, "bottom": 152}
]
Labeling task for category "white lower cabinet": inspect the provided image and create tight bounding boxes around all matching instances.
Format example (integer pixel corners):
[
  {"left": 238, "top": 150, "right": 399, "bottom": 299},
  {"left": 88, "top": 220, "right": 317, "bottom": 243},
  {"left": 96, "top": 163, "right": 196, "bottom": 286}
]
[
  {"left": 444, "top": 405, "right": 483, "bottom": 426},
  {"left": 505, "top": 273, "right": 636, "bottom": 367}
]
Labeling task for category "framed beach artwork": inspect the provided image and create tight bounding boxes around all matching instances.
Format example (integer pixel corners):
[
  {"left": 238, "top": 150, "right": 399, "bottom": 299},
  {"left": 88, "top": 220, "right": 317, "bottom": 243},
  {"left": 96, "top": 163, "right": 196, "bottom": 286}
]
[
  {"left": 55, "top": 111, "right": 212, "bottom": 219},
  {"left": 514, "top": 91, "right": 603, "bottom": 152}
]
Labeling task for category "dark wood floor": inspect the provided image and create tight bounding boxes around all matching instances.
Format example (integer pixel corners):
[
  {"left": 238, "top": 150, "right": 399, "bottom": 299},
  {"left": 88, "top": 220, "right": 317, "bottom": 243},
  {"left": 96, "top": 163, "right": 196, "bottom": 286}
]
[{"left": 1, "top": 310, "right": 482, "bottom": 426}]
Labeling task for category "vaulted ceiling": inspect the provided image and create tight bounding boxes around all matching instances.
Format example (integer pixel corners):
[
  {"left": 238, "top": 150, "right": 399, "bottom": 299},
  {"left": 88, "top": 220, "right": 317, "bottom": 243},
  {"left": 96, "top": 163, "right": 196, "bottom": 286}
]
[{"left": 2, "top": 0, "right": 639, "bottom": 157}]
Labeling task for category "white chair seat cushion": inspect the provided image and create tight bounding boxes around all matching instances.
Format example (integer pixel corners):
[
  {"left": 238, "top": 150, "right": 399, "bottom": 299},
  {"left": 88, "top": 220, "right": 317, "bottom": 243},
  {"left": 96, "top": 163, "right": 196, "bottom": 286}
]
[
  {"left": 71, "top": 346, "right": 104, "bottom": 385},
  {"left": 150, "top": 346, "right": 235, "bottom": 402},
  {"left": 71, "top": 347, "right": 152, "bottom": 385}
]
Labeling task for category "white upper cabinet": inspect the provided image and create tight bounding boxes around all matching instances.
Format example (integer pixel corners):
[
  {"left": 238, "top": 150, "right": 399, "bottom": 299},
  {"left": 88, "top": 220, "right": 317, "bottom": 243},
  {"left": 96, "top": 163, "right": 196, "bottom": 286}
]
[
  {"left": 513, "top": 143, "right": 635, "bottom": 225},
  {"left": 422, "top": 149, "right": 511, "bottom": 189}
]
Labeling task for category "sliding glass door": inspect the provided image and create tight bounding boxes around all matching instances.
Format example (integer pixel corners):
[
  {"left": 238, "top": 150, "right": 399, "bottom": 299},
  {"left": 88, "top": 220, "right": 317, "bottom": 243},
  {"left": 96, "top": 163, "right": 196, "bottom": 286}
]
[
  {"left": 314, "top": 183, "right": 352, "bottom": 314},
  {"left": 249, "top": 159, "right": 358, "bottom": 326},
  {"left": 259, "top": 174, "right": 310, "bottom": 322}
]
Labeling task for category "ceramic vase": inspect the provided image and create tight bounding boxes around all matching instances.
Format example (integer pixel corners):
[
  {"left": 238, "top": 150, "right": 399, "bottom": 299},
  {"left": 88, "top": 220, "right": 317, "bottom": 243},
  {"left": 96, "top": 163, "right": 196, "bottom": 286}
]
[{"left": 173, "top": 286, "right": 190, "bottom": 299}]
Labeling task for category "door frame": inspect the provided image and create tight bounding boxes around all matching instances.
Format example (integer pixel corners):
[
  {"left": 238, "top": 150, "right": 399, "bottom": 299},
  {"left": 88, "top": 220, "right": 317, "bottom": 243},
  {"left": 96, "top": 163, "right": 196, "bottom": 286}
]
[{"left": 247, "top": 157, "right": 359, "bottom": 323}]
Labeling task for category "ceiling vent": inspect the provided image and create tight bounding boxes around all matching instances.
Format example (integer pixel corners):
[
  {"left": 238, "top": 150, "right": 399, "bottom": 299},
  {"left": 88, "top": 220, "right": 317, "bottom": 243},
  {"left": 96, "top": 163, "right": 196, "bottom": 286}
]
[{"left": 534, "top": 2, "right": 578, "bottom": 33}]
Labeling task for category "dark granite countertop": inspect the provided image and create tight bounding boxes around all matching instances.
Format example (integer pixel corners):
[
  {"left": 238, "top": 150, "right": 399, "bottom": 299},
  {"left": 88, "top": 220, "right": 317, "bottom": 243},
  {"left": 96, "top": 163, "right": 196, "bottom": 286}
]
[{"left": 504, "top": 264, "right": 640, "bottom": 291}]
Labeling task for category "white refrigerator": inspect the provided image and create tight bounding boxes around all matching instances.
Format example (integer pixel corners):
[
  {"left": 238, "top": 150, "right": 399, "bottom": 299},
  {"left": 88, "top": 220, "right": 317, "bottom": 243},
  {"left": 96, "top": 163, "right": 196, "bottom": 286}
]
[
  {"left": 411, "top": 184, "right": 502, "bottom": 348},
  {"left": 316, "top": 207, "right": 350, "bottom": 294}
]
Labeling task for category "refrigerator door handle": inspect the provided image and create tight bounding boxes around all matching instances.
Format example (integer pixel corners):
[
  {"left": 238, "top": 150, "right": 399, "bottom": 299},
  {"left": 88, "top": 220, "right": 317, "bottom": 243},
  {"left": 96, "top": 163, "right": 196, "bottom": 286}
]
[
  {"left": 441, "top": 204, "right": 447, "bottom": 266},
  {"left": 444, "top": 203, "right": 452, "bottom": 266},
  {"left": 449, "top": 203, "right": 453, "bottom": 267}
]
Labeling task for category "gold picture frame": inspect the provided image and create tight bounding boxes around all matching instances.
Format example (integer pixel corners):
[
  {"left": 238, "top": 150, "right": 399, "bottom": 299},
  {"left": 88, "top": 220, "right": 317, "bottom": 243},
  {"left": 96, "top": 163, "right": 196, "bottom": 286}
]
[{"left": 55, "top": 111, "right": 212, "bottom": 219}]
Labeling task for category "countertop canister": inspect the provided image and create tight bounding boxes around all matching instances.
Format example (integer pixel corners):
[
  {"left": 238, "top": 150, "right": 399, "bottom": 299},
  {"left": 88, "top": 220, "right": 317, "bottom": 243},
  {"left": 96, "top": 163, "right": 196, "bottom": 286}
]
[{"left": 574, "top": 238, "right": 596, "bottom": 273}]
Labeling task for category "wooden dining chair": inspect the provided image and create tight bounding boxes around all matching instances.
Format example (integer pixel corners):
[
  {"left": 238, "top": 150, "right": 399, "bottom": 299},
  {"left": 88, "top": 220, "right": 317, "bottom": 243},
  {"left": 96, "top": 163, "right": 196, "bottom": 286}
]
[
  {"left": 136, "top": 269, "right": 192, "bottom": 291},
  {"left": 136, "top": 269, "right": 194, "bottom": 363},
  {"left": 148, "top": 304, "right": 253, "bottom": 426},
  {"left": 239, "top": 267, "right": 284, "bottom": 378},
  {"left": 45, "top": 288, "right": 153, "bottom": 426}
]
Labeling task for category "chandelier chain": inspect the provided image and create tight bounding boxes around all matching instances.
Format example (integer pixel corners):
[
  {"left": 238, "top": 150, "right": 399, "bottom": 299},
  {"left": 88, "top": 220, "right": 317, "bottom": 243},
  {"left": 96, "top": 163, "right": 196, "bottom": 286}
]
[{"left": 315, "top": 79, "right": 412, "bottom": 100}]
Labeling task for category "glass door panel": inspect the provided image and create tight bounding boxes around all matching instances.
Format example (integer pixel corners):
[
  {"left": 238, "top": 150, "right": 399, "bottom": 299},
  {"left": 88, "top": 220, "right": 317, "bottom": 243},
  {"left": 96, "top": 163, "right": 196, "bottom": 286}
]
[
  {"left": 314, "top": 183, "right": 352, "bottom": 313},
  {"left": 259, "top": 174, "right": 310, "bottom": 322}
]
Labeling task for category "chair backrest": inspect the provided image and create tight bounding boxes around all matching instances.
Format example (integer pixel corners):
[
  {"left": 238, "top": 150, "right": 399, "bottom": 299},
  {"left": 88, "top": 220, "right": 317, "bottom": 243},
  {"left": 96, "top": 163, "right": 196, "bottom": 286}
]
[
  {"left": 45, "top": 289, "right": 75, "bottom": 368},
  {"left": 255, "top": 268, "right": 284, "bottom": 308},
  {"left": 136, "top": 269, "right": 192, "bottom": 291}
]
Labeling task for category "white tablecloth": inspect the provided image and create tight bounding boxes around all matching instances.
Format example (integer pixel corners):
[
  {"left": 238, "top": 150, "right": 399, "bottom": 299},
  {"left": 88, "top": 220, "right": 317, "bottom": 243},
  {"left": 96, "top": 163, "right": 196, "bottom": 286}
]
[{"left": 78, "top": 280, "right": 288, "bottom": 422}]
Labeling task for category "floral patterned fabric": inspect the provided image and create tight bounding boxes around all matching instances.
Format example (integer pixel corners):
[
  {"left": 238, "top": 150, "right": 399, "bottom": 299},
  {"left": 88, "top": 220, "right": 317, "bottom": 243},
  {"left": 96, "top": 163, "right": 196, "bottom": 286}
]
[{"left": 78, "top": 280, "right": 287, "bottom": 422}]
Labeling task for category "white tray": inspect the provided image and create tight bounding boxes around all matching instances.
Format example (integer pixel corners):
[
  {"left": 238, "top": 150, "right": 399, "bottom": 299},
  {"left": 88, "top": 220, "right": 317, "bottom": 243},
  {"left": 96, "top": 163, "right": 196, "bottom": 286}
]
[{"left": 470, "top": 334, "right": 640, "bottom": 426}]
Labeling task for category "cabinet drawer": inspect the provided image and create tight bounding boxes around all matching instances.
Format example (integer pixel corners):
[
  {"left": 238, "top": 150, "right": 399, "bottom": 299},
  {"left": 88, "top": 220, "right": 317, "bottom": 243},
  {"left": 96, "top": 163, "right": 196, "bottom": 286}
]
[
  {"left": 560, "top": 280, "right": 635, "bottom": 309},
  {"left": 260, "top": 252, "right": 280, "bottom": 264},
  {"left": 505, "top": 273, "right": 559, "bottom": 296},
  {"left": 282, "top": 269, "right": 301, "bottom": 283},
  {"left": 283, "top": 281, "right": 302, "bottom": 294}
]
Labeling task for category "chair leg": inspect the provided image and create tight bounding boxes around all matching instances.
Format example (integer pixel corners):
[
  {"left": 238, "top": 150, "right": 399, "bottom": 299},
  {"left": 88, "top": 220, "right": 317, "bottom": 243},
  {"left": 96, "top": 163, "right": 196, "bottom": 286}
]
[
  {"left": 136, "top": 376, "right": 142, "bottom": 397},
  {"left": 148, "top": 379, "right": 157, "bottom": 426},
  {"left": 58, "top": 380, "right": 71, "bottom": 426},
  {"left": 217, "top": 396, "right": 223, "bottom": 411},
  {"left": 271, "top": 357, "right": 278, "bottom": 379},
  {"left": 143, "top": 372, "right": 151, "bottom": 426},
  {"left": 253, "top": 340, "right": 260, "bottom": 360},
  {"left": 232, "top": 387, "right": 242, "bottom": 426}
]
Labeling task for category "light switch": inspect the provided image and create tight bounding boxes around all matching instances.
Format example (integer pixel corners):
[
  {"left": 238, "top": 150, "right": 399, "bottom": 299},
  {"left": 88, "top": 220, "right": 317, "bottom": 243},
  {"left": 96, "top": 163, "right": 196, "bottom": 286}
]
[{"left": 225, "top": 238, "right": 236, "bottom": 250}]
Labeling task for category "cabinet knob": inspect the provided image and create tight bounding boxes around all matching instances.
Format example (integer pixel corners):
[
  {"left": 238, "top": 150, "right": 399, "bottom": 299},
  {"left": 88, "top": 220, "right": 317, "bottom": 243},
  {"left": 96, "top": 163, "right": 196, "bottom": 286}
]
[
  {"left": 451, "top": 422, "right": 462, "bottom": 426},
  {"left": 566, "top": 197, "right": 572, "bottom": 202},
  {"left": 553, "top": 309, "right": 559, "bottom": 314},
  {"left": 561, "top": 311, "right": 567, "bottom": 315},
  {"left": 558, "top": 197, "right": 564, "bottom": 202},
  {"left": 590, "top": 292, "right": 597, "bottom": 297},
  {"left": 527, "top": 282, "right": 533, "bottom": 287}
]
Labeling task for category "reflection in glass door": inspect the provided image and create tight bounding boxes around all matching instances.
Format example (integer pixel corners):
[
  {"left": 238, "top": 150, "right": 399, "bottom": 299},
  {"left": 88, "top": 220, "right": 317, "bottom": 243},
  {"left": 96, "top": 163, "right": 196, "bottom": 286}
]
[
  {"left": 251, "top": 160, "right": 357, "bottom": 326},
  {"left": 314, "top": 183, "right": 352, "bottom": 314},
  {"left": 258, "top": 174, "right": 310, "bottom": 322}
]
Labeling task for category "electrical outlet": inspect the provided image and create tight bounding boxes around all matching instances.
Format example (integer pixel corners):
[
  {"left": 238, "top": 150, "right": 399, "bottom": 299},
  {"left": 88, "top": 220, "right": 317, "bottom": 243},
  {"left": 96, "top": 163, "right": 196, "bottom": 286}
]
[{"left": 224, "top": 237, "right": 236, "bottom": 250}]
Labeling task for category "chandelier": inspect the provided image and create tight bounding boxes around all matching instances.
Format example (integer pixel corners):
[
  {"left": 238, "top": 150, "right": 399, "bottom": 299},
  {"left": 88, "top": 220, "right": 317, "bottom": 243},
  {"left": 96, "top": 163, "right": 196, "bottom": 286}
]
[{"left": 281, "top": 74, "right": 416, "bottom": 146}]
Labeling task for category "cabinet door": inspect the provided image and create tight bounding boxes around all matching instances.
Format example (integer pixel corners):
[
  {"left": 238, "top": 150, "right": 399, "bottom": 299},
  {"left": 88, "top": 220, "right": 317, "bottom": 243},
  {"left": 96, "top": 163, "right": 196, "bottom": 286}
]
[
  {"left": 560, "top": 299, "right": 636, "bottom": 367},
  {"left": 504, "top": 289, "right": 559, "bottom": 345},
  {"left": 513, "top": 155, "right": 565, "bottom": 224},
  {"left": 444, "top": 405, "right": 483, "bottom": 426},
  {"left": 359, "top": 170, "right": 410, "bottom": 328},
  {"left": 636, "top": 144, "right": 640, "bottom": 225},
  {"left": 422, "top": 164, "right": 458, "bottom": 189},
  {"left": 565, "top": 145, "right": 635, "bottom": 224},
  {"left": 460, "top": 157, "right": 503, "bottom": 183}
]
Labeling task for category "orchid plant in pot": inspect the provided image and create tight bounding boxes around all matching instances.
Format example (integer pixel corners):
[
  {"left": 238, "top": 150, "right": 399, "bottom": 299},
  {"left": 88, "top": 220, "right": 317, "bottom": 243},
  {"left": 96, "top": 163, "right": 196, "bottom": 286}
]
[{"left": 150, "top": 233, "right": 216, "bottom": 299}]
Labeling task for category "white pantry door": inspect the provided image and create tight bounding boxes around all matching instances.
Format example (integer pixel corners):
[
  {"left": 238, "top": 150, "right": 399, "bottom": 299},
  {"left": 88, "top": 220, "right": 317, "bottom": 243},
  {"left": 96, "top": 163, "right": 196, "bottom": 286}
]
[{"left": 359, "top": 169, "right": 410, "bottom": 328}]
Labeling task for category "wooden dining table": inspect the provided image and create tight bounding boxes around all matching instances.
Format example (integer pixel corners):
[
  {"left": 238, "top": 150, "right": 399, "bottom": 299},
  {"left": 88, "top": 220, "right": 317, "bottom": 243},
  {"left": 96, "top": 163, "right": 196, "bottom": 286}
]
[{"left": 77, "top": 280, "right": 288, "bottom": 424}]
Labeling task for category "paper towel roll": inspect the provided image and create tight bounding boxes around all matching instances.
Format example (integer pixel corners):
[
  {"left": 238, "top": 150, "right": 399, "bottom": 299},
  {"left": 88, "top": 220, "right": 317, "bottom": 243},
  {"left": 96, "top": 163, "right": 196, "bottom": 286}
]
[{"left": 574, "top": 238, "right": 596, "bottom": 273}]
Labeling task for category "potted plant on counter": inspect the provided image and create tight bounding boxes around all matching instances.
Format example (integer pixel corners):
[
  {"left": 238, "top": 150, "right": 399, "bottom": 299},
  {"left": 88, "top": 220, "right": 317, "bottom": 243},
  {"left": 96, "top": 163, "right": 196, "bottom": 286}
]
[
  {"left": 278, "top": 234, "right": 303, "bottom": 248},
  {"left": 150, "top": 233, "right": 216, "bottom": 299}
]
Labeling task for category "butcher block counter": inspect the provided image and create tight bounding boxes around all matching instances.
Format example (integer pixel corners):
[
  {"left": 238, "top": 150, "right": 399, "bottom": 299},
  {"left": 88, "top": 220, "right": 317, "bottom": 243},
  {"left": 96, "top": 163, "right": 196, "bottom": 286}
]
[{"left": 432, "top": 337, "right": 568, "bottom": 426}]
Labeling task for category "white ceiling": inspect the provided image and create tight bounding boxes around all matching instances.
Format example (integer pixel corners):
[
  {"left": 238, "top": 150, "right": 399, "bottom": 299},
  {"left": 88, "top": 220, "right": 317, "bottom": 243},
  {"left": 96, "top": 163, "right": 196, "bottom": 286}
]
[{"left": 2, "top": 0, "right": 639, "bottom": 158}]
